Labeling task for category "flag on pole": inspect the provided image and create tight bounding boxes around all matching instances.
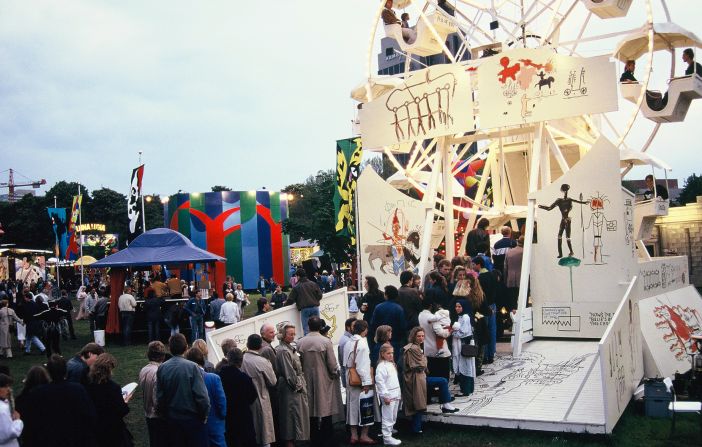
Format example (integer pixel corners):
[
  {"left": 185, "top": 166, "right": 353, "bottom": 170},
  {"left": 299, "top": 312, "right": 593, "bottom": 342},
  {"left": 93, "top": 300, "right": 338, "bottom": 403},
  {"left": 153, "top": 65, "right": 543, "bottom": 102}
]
[
  {"left": 333, "top": 137, "right": 363, "bottom": 245},
  {"left": 128, "top": 165, "right": 144, "bottom": 243},
  {"left": 47, "top": 208, "right": 68, "bottom": 259},
  {"left": 65, "top": 195, "right": 82, "bottom": 260}
]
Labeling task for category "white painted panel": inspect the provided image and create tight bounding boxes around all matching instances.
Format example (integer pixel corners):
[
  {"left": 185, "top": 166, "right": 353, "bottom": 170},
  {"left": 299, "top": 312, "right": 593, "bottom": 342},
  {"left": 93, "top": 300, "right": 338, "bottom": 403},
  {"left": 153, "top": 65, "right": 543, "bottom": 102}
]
[
  {"left": 359, "top": 65, "right": 474, "bottom": 149},
  {"left": 598, "top": 278, "right": 641, "bottom": 433},
  {"left": 531, "top": 137, "right": 637, "bottom": 338},
  {"left": 425, "top": 340, "right": 605, "bottom": 433},
  {"left": 637, "top": 256, "right": 689, "bottom": 300},
  {"left": 357, "top": 167, "right": 425, "bottom": 288},
  {"left": 478, "top": 49, "right": 618, "bottom": 130},
  {"left": 638, "top": 285, "right": 702, "bottom": 377},
  {"left": 206, "top": 288, "right": 349, "bottom": 364}
]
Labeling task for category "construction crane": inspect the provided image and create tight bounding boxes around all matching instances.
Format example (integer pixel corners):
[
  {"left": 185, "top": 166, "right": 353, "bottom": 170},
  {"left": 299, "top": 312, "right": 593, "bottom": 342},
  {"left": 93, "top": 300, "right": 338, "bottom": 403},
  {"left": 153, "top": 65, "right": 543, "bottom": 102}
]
[{"left": 0, "top": 169, "right": 47, "bottom": 203}]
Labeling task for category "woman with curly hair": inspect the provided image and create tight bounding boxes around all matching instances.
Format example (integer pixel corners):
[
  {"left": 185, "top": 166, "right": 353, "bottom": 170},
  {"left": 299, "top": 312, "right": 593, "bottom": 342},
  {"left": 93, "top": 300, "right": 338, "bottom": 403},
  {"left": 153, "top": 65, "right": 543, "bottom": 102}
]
[{"left": 85, "top": 353, "right": 131, "bottom": 447}]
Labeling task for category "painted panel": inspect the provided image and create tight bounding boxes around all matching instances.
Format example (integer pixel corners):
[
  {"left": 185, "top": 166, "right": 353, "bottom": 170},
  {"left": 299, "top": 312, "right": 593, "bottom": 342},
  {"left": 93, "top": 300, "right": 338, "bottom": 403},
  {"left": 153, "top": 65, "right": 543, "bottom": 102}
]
[
  {"left": 207, "top": 289, "right": 349, "bottom": 364},
  {"left": 357, "top": 167, "right": 425, "bottom": 289},
  {"left": 166, "top": 190, "right": 290, "bottom": 292},
  {"left": 638, "top": 285, "right": 702, "bottom": 377},
  {"left": 598, "top": 278, "right": 641, "bottom": 433},
  {"left": 531, "top": 137, "right": 637, "bottom": 338},
  {"left": 478, "top": 49, "right": 618, "bottom": 130},
  {"left": 359, "top": 65, "right": 474, "bottom": 148},
  {"left": 637, "top": 256, "right": 689, "bottom": 300}
]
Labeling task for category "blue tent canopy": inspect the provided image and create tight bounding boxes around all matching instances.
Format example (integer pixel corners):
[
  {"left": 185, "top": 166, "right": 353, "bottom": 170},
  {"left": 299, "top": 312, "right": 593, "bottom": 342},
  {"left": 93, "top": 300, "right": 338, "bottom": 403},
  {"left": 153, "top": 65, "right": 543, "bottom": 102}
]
[{"left": 91, "top": 228, "right": 225, "bottom": 268}]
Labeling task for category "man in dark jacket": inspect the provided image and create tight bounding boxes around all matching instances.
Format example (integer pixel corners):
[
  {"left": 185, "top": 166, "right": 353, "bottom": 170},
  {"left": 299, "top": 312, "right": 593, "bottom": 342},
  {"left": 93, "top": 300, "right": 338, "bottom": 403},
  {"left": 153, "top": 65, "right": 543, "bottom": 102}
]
[
  {"left": 370, "top": 285, "right": 406, "bottom": 363},
  {"left": 466, "top": 217, "right": 490, "bottom": 257},
  {"left": 473, "top": 257, "right": 497, "bottom": 364},
  {"left": 286, "top": 268, "right": 323, "bottom": 335},
  {"left": 20, "top": 291, "right": 47, "bottom": 355},
  {"left": 218, "top": 348, "right": 258, "bottom": 447},
  {"left": 57, "top": 290, "right": 76, "bottom": 340},
  {"left": 397, "top": 270, "right": 422, "bottom": 332},
  {"left": 19, "top": 354, "right": 97, "bottom": 447},
  {"left": 157, "top": 333, "right": 210, "bottom": 447},
  {"left": 66, "top": 342, "right": 105, "bottom": 384}
]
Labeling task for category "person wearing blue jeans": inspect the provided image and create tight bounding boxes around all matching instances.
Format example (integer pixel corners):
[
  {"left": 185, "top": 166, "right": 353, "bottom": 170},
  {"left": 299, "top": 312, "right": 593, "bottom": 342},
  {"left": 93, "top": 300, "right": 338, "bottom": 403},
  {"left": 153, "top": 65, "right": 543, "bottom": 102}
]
[
  {"left": 300, "top": 306, "right": 320, "bottom": 335},
  {"left": 484, "top": 303, "right": 497, "bottom": 363},
  {"left": 184, "top": 291, "right": 207, "bottom": 342},
  {"left": 285, "top": 268, "right": 323, "bottom": 335}
]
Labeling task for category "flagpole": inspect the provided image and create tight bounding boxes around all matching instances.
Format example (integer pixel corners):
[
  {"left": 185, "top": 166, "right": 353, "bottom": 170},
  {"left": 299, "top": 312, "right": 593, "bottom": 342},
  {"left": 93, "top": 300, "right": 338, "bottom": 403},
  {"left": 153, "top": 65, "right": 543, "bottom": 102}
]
[
  {"left": 139, "top": 151, "right": 146, "bottom": 233},
  {"left": 78, "top": 183, "right": 84, "bottom": 288},
  {"left": 54, "top": 195, "right": 61, "bottom": 291}
]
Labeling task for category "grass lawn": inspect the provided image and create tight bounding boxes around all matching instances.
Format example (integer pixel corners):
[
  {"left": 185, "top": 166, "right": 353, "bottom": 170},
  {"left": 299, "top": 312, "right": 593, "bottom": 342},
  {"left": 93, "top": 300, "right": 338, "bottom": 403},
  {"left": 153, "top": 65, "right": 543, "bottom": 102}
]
[{"left": 2, "top": 296, "right": 700, "bottom": 447}]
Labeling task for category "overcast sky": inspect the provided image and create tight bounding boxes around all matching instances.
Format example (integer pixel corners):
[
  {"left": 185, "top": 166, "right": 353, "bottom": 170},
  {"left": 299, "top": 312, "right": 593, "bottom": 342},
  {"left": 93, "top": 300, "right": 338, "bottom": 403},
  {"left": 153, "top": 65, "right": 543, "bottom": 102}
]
[{"left": 1, "top": 1, "right": 700, "bottom": 200}]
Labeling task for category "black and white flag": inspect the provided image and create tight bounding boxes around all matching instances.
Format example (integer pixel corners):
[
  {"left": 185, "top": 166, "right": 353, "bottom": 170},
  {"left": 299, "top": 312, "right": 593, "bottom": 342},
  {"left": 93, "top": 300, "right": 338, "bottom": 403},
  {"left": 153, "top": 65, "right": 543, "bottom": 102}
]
[{"left": 127, "top": 164, "right": 144, "bottom": 242}]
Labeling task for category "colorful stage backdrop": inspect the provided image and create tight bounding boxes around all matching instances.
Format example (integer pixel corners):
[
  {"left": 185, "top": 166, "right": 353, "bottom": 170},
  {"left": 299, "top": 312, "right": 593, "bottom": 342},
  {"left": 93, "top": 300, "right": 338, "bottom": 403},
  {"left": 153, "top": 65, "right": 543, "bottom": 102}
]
[{"left": 165, "top": 191, "right": 290, "bottom": 291}]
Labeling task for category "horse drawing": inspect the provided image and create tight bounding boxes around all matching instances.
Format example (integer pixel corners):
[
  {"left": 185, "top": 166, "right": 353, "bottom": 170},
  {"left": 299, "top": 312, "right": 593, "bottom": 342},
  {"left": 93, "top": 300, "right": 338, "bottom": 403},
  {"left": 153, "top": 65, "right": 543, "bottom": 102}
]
[
  {"left": 535, "top": 71, "right": 555, "bottom": 91},
  {"left": 364, "top": 230, "right": 420, "bottom": 274}
]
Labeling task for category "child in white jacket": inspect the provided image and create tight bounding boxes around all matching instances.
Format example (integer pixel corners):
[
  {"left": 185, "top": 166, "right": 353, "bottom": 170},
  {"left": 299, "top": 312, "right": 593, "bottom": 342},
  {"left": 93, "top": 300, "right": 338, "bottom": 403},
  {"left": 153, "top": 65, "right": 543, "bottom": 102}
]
[
  {"left": 375, "top": 343, "right": 402, "bottom": 446},
  {"left": 428, "top": 308, "right": 452, "bottom": 356}
]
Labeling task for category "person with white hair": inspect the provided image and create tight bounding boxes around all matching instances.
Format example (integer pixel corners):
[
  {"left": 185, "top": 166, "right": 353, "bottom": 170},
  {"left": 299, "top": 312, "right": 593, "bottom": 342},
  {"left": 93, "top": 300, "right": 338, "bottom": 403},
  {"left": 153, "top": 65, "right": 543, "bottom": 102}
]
[{"left": 219, "top": 293, "right": 240, "bottom": 326}]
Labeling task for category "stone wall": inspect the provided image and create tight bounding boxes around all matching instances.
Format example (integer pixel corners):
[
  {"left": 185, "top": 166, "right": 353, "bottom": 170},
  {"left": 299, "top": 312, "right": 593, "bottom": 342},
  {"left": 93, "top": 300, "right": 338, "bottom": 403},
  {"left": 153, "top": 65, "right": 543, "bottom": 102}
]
[{"left": 649, "top": 196, "right": 702, "bottom": 287}]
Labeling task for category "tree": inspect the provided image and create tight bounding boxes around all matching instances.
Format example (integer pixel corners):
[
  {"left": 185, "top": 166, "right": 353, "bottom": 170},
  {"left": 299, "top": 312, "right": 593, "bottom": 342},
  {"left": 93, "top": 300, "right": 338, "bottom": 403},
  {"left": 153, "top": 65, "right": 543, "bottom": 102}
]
[
  {"left": 282, "top": 171, "right": 354, "bottom": 263},
  {"left": 211, "top": 185, "right": 232, "bottom": 192},
  {"left": 677, "top": 173, "right": 702, "bottom": 205}
]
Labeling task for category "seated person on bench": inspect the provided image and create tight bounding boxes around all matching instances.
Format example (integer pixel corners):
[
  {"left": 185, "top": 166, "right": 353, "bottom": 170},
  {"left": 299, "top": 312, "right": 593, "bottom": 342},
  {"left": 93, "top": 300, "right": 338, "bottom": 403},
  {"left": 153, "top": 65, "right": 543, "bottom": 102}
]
[
  {"left": 643, "top": 174, "right": 669, "bottom": 201},
  {"left": 683, "top": 48, "right": 702, "bottom": 76},
  {"left": 620, "top": 60, "right": 637, "bottom": 83},
  {"left": 382, "top": 0, "right": 417, "bottom": 44}
]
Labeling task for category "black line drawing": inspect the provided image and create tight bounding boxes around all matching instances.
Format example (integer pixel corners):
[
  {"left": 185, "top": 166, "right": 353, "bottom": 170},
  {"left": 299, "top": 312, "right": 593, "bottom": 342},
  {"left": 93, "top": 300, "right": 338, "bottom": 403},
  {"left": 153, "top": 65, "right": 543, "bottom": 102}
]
[
  {"left": 450, "top": 351, "right": 595, "bottom": 414},
  {"left": 564, "top": 67, "right": 587, "bottom": 97},
  {"left": 583, "top": 192, "right": 617, "bottom": 265},
  {"left": 538, "top": 184, "right": 589, "bottom": 259},
  {"left": 542, "top": 306, "right": 581, "bottom": 332},
  {"left": 386, "top": 69, "right": 457, "bottom": 142}
]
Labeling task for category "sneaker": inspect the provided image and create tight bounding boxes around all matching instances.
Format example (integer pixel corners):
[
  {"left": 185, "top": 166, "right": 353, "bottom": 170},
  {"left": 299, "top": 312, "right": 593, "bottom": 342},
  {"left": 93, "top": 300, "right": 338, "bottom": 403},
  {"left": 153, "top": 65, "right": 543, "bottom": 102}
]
[{"left": 383, "top": 437, "right": 401, "bottom": 445}]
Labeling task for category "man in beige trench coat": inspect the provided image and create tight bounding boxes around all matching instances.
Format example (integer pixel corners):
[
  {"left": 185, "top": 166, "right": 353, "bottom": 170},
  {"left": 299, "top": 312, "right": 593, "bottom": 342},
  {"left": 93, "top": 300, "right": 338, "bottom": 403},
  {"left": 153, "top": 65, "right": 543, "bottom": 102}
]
[{"left": 242, "top": 334, "right": 277, "bottom": 447}]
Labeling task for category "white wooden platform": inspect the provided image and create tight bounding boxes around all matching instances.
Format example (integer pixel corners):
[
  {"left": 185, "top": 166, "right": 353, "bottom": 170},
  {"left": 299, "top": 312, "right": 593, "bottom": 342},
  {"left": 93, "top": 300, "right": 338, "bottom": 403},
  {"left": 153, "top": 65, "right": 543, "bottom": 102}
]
[{"left": 425, "top": 340, "right": 606, "bottom": 433}]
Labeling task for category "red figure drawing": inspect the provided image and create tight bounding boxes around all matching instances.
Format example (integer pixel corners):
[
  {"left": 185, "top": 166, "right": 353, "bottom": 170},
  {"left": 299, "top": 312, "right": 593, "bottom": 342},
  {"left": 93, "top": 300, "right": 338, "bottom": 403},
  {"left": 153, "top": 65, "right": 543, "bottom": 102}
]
[
  {"left": 498, "top": 57, "right": 520, "bottom": 83},
  {"left": 654, "top": 303, "right": 702, "bottom": 360}
]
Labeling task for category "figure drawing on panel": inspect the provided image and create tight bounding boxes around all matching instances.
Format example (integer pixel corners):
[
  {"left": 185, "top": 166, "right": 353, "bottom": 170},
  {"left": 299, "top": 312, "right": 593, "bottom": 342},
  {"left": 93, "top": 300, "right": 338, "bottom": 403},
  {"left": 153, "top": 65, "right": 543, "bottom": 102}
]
[
  {"left": 583, "top": 193, "right": 617, "bottom": 264},
  {"left": 364, "top": 207, "right": 420, "bottom": 275},
  {"left": 385, "top": 68, "right": 457, "bottom": 141},
  {"left": 538, "top": 184, "right": 589, "bottom": 259},
  {"left": 653, "top": 299, "right": 702, "bottom": 360}
]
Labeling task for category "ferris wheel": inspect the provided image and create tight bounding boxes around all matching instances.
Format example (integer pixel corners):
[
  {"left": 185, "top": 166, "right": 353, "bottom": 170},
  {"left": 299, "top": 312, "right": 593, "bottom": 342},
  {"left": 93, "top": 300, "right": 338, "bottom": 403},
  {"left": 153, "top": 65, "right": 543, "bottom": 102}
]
[{"left": 352, "top": 0, "right": 700, "bottom": 268}]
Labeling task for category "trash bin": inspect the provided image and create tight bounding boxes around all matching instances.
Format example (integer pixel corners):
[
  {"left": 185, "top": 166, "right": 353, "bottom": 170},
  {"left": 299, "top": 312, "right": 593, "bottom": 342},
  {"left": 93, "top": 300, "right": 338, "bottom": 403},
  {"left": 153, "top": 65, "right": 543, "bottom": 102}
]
[
  {"left": 94, "top": 330, "right": 105, "bottom": 347},
  {"left": 644, "top": 378, "right": 671, "bottom": 418}
]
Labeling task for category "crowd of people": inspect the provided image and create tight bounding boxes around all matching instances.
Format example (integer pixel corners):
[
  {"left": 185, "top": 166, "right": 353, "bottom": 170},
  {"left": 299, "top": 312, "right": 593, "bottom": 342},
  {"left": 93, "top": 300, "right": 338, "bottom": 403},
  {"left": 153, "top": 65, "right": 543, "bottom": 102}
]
[{"left": 0, "top": 219, "right": 526, "bottom": 446}]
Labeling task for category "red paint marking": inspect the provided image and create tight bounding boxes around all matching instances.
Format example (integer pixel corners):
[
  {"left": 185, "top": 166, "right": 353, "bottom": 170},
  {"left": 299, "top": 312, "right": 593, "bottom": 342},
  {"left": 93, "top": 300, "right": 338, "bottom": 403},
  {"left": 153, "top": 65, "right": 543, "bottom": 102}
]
[{"left": 498, "top": 56, "right": 520, "bottom": 83}]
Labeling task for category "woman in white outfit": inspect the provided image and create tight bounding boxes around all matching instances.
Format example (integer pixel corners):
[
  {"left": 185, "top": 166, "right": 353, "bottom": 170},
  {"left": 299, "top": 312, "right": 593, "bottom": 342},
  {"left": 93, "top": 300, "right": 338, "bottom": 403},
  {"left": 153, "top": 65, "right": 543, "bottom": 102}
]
[
  {"left": 219, "top": 293, "right": 241, "bottom": 325},
  {"left": 451, "top": 299, "right": 476, "bottom": 396},
  {"left": 343, "top": 319, "right": 376, "bottom": 445},
  {"left": 375, "top": 343, "right": 401, "bottom": 446},
  {"left": 75, "top": 286, "right": 88, "bottom": 320}
]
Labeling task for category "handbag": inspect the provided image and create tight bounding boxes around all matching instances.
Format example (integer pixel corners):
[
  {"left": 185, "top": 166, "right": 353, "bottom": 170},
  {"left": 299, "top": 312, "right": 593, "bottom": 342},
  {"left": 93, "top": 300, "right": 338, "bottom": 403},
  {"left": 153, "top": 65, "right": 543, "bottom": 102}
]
[
  {"left": 452, "top": 279, "right": 471, "bottom": 297},
  {"left": 460, "top": 343, "right": 478, "bottom": 358},
  {"left": 347, "top": 340, "right": 374, "bottom": 387}
]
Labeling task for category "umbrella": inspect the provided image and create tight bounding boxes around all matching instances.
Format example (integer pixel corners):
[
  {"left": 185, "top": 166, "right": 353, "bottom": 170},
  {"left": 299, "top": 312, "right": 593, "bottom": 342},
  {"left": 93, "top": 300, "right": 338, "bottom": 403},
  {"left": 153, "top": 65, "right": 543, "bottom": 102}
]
[
  {"left": 614, "top": 23, "right": 702, "bottom": 63},
  {"left": 74, "top": 255, "right": 98, "bottom": 266}
]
